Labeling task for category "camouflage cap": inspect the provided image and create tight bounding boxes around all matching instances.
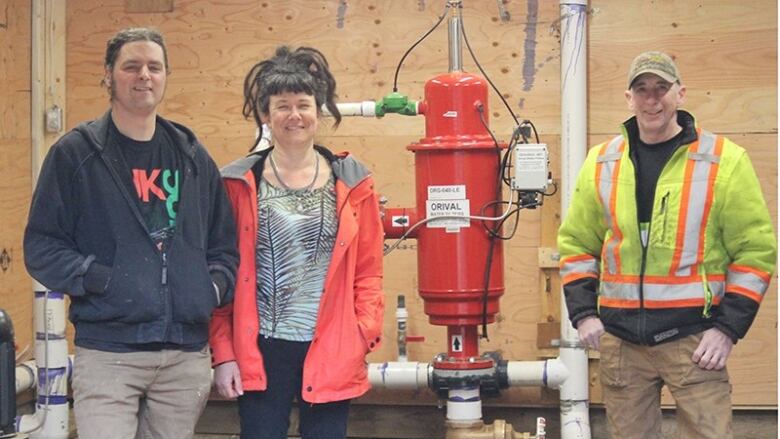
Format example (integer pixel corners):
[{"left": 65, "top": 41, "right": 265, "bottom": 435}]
[{"left": 627, "top": 51, "right": 680, "bottom": 88}]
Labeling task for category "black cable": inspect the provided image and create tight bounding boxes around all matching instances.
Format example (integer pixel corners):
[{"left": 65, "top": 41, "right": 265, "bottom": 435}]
[
  {"left": 459, "top": 13, "right": 519, "bottom": 125},
  {"left": 480, "top": 201, "right": 521, "bottom": 240},
  {"left": 392, "top": 5, "right": 449, "bottom": 92},
  {"left": 475, "top": 103, "right": 505, "bottom": 340},
  {"left": 524, "top": 119, "right": 541, "bottom": 143}
]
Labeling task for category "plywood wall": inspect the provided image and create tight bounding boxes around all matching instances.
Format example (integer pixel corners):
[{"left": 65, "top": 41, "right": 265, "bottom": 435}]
[
  {"left": 0, "top": 0, "right": 33, "bottom": 360},
  {"left": 1, "top": 0, "right": 776, "bottom": 407}
]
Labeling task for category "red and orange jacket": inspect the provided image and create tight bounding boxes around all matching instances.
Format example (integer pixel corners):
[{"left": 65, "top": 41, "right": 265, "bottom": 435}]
[{"left": 209, "top": 146, "right": 384, "bottom": 403}]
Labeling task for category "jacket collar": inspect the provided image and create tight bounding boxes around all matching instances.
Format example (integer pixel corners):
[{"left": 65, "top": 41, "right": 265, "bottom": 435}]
[
  {"left": 622, "top": 109, "right": 698, "bottom": 148},
  {"left": 221, "top": 145, "right": 371, "bottom": 189},
  {"left": 74, "top": 110, "right": 200, "bottom": 160}
]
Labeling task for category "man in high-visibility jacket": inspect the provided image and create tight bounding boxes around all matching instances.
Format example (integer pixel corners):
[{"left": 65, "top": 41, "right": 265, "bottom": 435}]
[{"left": 558, "top": 51, "right": 776, "bottom": 438}]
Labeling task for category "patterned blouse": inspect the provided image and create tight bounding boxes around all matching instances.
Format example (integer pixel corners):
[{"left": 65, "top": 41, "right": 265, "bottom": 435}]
[{"left": 255, "top": 174, "right": 337, "bottom": 341}]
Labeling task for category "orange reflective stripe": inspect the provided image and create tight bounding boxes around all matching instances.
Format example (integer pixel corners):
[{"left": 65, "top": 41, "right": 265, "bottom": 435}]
[
  {"left": 644, "top": 296, "right": 722, "bottom": 308},
  {"left": 598, "top": 297, "right": 639, "bottom": 308},
  {"left": 560, "top": 255, "right": 599, "bottom": 285},
  {"left": 728, "top": 286, "right": 763, "bottom": 304},
  {"left": 669, "top": 131, "right": 722, "bottom": 277},
  {"left": 729, "top": 264, "right": 772, "bottom": 283},
  {"left": 562, "top": 272, "right": 599, "bottom": 284},
  {"left": 696, "top": 135, "right": 723, "bottom": 269},
  {"left": 669, "top": 137, "right": 699, "bottom": 276},
  {"left": 560, "top": 254, "right": 598, "bottom": 265},
  {"left": 600, "top": 296, "right": 722, "bottom": 309},
  {"left": 608, "top": 141, "right": 625, "bottom": 275},
  {"left": 727, "top": 264, "right": 770, "bottom": 300},
  {"left": 596, "top": 136, "right": 625, "bottom": 276}
]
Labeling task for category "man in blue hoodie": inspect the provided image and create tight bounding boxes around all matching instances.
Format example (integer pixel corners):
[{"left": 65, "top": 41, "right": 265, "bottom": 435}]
[{"left": 24, "top": 27, "right": 238, "bottom": 439}]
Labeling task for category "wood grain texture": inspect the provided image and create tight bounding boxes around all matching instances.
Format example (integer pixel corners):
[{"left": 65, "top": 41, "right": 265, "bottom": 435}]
[{"left": 0, "top": 0, "right": 33, "bottom": 358}]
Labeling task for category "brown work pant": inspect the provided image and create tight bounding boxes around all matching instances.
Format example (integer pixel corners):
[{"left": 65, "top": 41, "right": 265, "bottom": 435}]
[
  {"left": 72, "top": 346, "right": 212, "bottom": 439},
  {"left": 599, "top": 332, "right": 732, "bottom": 439}
]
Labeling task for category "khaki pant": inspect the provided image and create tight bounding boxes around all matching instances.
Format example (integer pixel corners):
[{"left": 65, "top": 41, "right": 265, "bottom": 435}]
[
  {"left": 599, "top": 332, "right": 732, "bottom": 439},
  {"left": 72, "top": 346, "right": 211, "bottom": 439}
]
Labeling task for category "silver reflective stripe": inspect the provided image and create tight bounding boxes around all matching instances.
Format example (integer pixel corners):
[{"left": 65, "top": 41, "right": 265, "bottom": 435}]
[
  {"left": 601, "top": 280, "right": 725, "bottom": 302},
  {"left": 675, "top": 131, "right": 719, "bottom": 277},
  {"left": 596, "top": 152, "right": 623, "bottom": 163},
  {"left": 597, "top": 136, "right": 624, "bottom": 275},
  {"left": 727, "top": 268, "right": 770, "bottom": 297},
  {"left": 561, "top": 258, "right": 599, "bottom": 279},
  {"left": 687, "top": 152, "right": 720, "bottom": 163}
]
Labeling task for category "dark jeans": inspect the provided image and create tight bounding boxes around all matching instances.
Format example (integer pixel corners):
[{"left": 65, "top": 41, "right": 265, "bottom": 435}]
[{"left": 238, "top": 337, "right": 351, "bottom": 439}]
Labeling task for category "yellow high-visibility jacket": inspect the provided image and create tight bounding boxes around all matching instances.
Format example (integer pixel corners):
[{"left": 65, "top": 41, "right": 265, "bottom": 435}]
[{"left": 558, "top": 112, "right": 776, "bottom": 345}]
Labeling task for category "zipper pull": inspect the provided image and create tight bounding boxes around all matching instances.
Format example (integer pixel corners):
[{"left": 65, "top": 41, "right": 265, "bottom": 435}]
[
  {"left": 659, "top": 191, "right": 669, "bottom": 213},
  {"left": 161, "top": 251, "right": 168, "bottom": 285}
]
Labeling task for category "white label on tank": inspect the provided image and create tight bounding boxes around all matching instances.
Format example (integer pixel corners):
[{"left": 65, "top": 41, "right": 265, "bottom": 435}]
[
  {"left": 443, "top": 111, "right": 458, "bottom": 118},
  {"left": 428, "top": 185, "right": 466, "bottom": 200},
  {"left": 426, "top": 199, "right": 470, "bottom": 229}
]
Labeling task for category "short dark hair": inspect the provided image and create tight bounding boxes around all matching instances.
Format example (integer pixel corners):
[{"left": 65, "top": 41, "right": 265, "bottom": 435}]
[
  {"left": 242, "top": 46, "right": 340, "bottom": 149},
  {"left": 104, "top": 27, "right": 169, "bottom": 72}
]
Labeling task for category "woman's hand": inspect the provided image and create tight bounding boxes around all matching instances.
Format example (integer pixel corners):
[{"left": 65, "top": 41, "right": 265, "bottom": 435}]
[{"left": 214, "top": 360, "right": 244, "bottom": 399}]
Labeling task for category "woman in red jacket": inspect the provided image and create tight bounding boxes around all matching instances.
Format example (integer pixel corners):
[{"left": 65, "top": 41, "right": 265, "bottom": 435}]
[{"left": 209, "top": 46, "right": 385, "bottom": 439}]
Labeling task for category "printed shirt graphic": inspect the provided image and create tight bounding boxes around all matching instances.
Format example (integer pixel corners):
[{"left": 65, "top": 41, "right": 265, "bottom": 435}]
[
  {"left": 256, "top": 174, "right": 337, "bottom": 341},
  {"left": 113, "top": 121, "right": 181, "bottom": 250}
]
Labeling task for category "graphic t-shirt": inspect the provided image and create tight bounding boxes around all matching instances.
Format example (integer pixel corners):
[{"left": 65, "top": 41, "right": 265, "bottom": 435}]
[{"left": 112, "top": 120, "right": 181, "bottom": 251}]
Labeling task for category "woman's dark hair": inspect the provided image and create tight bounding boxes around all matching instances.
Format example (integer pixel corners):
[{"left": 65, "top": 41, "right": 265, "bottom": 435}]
[{"left": 242, "top": 46, "right": 341, "bottom": 148}]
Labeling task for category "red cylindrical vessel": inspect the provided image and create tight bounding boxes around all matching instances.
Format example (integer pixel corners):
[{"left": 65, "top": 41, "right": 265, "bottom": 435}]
[{"left": 409, "top": 72, "right": 505, "bottom": 327}]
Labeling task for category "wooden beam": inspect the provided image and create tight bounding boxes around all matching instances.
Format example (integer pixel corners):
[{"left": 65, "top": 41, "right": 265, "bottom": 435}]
[{"left": 31, "top": 0, "right": 66, "bottom": 183}]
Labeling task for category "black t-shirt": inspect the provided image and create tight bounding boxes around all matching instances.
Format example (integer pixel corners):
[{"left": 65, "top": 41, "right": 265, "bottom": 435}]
[
  {"left": 110, "top": 119, "right": 181, "bottom": 252},
  {"left": 632, "top": 130, "right": 685, "bottom": 223}
]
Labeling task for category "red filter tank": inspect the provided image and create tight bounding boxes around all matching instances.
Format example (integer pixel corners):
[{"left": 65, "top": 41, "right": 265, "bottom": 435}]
[{"left": 409, "top": 71, "right": 505, "bottom": 330}]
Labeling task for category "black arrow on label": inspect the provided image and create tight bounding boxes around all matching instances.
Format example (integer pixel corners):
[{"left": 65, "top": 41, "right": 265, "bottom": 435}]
[
  {"left": 393, "top": 217, "right": 409, "bottom": 226},
  {"left": 453, "top": 337, "right": 461, "bottom": 351}
]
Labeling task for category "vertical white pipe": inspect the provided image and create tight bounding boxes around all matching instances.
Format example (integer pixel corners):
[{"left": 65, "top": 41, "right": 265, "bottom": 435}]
[
  {"left": 17, "top": 289, "right": 70, "bottom": 439},
  {"left": 446, "top": 387, "right": 481, "bottom": 422},
  {"left": 559, "top": 1, "right": 592, "bottom": 438}
]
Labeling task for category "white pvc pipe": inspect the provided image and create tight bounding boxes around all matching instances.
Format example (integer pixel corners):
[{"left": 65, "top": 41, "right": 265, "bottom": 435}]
[
  {"left": 368, "top": 362, "right": 430, "bottom": 390},
  {"left": 15, "top": 360, "right": 37, "bottom": 394},
  {"left": 559, "top": 1, "right": 592, "bottom": 438},
  {"left": 446, "top": 387, "right": 481, "bottom": 422},
  {"left": 505, "top": 359, "right": 569, "bottom": 389},
  {"left": 330, "top": 101, "right": 376, "bottom": 117},
  {"left": 16, "top": 286, "right": 70, "bottom": 439}
]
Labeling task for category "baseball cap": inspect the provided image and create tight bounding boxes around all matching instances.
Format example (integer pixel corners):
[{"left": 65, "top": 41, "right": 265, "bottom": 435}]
[{"left": 627, "top": 51, "right": 680, "bottom": 88}]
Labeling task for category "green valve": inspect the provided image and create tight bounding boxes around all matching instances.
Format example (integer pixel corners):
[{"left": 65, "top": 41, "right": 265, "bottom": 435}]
[{"left": 375, "top": 92, "right": 418, "bottom": 117}]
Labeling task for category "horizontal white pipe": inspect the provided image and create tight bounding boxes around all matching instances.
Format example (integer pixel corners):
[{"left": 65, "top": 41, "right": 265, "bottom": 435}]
[
  {"left": 330, "top": 101, "right": 376, "bottom": 117},
  {"left": 16, "top": 360, "right": 37, "bottom": 394},
  {"left": 368, "top": 361, "right": 430, "bottom": 390},
  {"left": 505, "top": 358, "right": 569, "bottom": 389}
]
